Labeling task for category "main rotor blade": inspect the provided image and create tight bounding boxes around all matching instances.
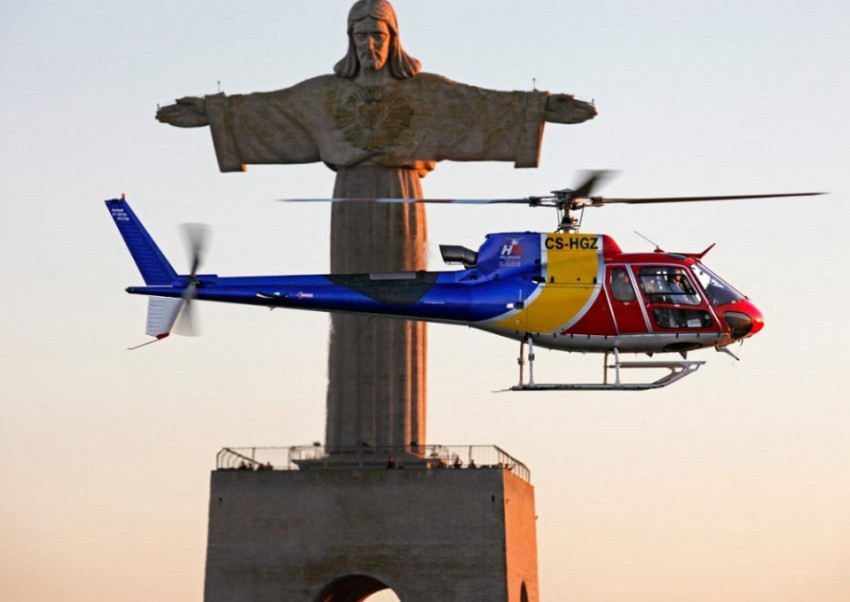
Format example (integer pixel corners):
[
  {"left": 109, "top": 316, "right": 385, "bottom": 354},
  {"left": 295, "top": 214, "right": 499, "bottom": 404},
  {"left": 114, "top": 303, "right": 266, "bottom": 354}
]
[
  {"left": 280, "top": 197, "right": 533, "bottom": 204},
  {"left": 181, "top": 222, "right": 209, "bottom": 276},
  {"left": 591, "top": 192, "right": 826, "bottom": 205},
  {"left": 281, "top": 190, "right": 827, "bottom": 208},
  {"left": 566, "top": 169, "right": 617, "bottom": 199}
]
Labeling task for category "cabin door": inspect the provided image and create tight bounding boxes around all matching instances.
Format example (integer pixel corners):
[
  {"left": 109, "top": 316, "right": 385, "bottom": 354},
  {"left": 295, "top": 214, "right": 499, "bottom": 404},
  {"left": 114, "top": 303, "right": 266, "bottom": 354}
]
[{"left": 606, "top": 266, "right": 649, "bottom": 334}]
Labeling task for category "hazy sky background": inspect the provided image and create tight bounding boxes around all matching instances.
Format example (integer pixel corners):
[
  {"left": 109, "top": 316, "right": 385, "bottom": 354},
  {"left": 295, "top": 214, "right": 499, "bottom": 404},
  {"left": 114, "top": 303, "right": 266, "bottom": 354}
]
[{"left": 2, "top": 1, "right": 848, "bottom": 600}]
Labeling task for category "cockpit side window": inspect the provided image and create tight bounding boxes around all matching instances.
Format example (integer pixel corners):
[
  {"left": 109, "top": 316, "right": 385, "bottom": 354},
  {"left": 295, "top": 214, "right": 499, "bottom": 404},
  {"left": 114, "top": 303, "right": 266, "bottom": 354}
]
[
  {"left": 609, "top": 268, "right": 636, "bottom": 301},
  {"left": 637, "top": 267, "right": 700, "bottom": 306}
]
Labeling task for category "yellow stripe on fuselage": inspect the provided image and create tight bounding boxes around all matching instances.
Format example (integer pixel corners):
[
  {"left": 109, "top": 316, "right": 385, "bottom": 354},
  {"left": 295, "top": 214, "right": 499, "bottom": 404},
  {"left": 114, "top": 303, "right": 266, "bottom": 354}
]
[{"left": 491, "top": 233, "right": 602, "bottom": 334}]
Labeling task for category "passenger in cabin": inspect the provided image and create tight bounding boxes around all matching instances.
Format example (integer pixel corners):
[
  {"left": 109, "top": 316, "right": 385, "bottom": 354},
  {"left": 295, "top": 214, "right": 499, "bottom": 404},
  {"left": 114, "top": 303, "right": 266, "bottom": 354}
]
[
  {"left": 642, "top": 273, "right": 676, "bottom": 324},
  {"left": 642, "top": 274, "right": 671, "bottom": 303},
  {"left": 610, "top": 269, "right": 635, "bottom": 302}
]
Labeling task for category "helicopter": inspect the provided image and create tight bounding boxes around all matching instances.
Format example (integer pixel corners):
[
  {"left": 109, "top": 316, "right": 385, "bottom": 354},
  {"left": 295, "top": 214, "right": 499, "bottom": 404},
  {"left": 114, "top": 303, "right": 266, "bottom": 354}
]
[{"left": 106, "top": 173, "right": 822, "bottom": 390}]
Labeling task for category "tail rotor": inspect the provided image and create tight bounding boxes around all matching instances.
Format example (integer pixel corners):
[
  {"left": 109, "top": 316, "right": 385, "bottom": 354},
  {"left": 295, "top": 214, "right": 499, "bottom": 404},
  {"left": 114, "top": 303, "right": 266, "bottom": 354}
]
[{"left": 174, "top": 222, "right": 209, "bottom": 337}]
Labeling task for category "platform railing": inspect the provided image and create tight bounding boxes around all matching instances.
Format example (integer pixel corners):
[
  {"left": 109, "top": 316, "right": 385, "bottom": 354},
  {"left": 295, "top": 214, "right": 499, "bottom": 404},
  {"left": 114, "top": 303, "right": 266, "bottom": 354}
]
[{"left": 216, "top": 444, "right": 531, "bottom": 483}]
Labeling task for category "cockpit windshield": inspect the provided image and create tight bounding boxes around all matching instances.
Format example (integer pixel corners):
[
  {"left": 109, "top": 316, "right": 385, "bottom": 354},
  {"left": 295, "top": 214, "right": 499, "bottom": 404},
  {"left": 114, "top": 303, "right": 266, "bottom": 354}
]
[{"left": 690, "top": 262, "right": 746, "bottom": 306}]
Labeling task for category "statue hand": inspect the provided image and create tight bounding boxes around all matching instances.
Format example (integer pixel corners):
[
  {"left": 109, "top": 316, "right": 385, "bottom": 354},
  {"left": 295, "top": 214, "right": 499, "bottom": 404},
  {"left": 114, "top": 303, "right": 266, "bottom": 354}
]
[
  {"left": 156, "top": 96, "right": 209, "bottom": 127},
  {"left": 544, "top": 94, "right": 597, "bottom": 124}
]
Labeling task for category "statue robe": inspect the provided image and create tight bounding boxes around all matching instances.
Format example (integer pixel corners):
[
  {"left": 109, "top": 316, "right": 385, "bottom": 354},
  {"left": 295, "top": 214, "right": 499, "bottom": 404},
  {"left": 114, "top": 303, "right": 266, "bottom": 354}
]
[{"left": 203, "top": 73, "right": 550, "bottom": 452}]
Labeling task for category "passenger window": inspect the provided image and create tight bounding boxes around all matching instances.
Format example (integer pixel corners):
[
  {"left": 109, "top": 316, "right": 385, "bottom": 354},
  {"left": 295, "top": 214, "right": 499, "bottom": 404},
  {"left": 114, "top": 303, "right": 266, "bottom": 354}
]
[
  {"left": 609, "top": 268, "right": 635, "bottom": 302},
  {"left": 638, "top": 267, "right": 700, "bottom": 306}
]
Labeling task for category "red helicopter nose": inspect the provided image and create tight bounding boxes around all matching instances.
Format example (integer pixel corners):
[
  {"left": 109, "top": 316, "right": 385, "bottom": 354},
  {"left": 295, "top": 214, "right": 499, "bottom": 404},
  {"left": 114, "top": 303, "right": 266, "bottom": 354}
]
[{"left": 721, "top": 300, "right": 764, "bottom": 339}]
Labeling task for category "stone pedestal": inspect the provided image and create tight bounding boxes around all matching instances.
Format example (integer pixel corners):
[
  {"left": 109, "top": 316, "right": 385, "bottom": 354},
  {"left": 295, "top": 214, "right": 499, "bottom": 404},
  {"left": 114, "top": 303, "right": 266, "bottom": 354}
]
[{"left": 204, "top": 466, "right": 538, "bottom": 602}]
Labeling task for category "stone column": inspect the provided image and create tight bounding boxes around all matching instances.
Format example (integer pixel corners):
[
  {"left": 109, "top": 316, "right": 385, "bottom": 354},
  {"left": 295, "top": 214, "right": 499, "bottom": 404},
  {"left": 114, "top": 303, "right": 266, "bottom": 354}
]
[{"left": 325, "top": 165, "right": 427, "bottom": 453}]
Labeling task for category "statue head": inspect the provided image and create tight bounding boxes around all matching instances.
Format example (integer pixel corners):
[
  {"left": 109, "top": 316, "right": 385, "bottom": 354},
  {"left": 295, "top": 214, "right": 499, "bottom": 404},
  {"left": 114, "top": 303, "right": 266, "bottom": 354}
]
[{"left": 334, "top": 0, "right": 421, "bottom": 80}]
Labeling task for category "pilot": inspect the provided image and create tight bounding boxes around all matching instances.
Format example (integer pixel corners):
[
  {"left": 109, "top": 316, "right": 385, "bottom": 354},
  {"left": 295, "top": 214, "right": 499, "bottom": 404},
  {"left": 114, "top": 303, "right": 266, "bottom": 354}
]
[
  {"left": 668, "top": 273, "right": 686, "bottom": 303},
  {"left": 668, "top": 273, "right": 698, "bottom": 305}
]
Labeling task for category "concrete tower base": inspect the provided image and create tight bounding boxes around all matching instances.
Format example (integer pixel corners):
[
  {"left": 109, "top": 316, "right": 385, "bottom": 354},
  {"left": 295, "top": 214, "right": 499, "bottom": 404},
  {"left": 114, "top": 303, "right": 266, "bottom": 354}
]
[{"left": 204, "top": 466, "right": 538, "bottom": 602}]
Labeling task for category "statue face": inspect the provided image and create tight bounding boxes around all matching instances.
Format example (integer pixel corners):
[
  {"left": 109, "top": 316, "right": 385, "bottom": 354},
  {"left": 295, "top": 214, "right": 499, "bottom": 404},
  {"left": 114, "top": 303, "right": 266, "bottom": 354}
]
[{"left": 352, "top": 18, "right": 391, "bottom": 72}]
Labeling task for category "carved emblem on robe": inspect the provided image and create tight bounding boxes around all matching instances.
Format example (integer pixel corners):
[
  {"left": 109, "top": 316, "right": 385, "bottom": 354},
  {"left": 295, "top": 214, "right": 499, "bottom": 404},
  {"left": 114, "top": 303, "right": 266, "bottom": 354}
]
[{"left": 331, "top": 86, "right": 414, "bottom": 152}]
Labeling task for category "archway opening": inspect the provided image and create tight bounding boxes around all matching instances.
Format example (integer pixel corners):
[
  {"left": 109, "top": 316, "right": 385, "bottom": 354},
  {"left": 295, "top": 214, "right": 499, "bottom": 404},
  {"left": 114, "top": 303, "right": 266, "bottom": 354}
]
[
  {"left": 364, "top": 591, "right": 401, "bottom": 602},
  {"left": 315, "top": 574, "right": 401, "bottom": 602}
]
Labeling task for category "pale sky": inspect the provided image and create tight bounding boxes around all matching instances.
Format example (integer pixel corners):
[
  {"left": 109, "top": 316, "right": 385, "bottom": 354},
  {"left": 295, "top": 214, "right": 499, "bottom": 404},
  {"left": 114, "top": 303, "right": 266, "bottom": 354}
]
[{"left": 1, "top": 1, "right": 849, "bottom": 601}]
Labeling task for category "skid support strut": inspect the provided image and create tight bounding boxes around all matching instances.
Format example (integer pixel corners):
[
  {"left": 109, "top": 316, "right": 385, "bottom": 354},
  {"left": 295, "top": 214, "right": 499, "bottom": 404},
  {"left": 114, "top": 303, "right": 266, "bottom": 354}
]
[
  {"left": 602, "top": 348, "right": 622, "bottom": 386},
  {"left": 513, "top": 335, "right": 534, "bottom": 389},
  {"left": 517, "top": 336, "right": 537, "bottom": 388}
]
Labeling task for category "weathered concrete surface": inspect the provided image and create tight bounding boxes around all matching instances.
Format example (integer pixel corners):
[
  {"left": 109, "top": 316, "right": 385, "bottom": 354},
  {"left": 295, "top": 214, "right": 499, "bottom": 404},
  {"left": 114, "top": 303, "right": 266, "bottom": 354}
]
[{"left": 204, "top": 467, "right": 538, "bottom": 602}]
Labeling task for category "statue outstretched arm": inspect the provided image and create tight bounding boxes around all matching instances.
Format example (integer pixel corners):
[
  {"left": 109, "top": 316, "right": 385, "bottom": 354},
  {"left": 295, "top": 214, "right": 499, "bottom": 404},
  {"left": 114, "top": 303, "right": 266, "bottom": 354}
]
[
  {"left": 155, "top": 87, "right": 324, "bottom": 172},
  {"left": 544, "top": 94, "right": 597, "bottom": 124},
  {"left": 156, "top": 96, "right": 209, "bottom": 127}
]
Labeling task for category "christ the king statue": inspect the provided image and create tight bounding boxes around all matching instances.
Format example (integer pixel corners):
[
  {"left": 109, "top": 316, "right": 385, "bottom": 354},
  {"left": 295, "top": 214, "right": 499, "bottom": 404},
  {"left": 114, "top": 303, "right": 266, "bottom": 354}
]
[{"left": 156, "top": 0, "right": 596, "bottom": 454}]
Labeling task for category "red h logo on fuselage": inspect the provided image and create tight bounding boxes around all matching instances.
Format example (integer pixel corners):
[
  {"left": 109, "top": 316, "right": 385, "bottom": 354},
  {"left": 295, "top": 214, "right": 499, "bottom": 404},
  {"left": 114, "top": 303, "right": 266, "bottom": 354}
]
[{"left": 500, "top": 240, "right": 522, "bottom": 257}]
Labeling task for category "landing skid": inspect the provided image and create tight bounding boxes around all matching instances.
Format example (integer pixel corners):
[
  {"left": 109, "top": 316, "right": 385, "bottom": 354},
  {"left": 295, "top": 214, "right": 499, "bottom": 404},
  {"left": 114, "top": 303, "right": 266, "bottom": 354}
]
[{"left": 507, "top": 338, "right": 705, "bottom": 391}]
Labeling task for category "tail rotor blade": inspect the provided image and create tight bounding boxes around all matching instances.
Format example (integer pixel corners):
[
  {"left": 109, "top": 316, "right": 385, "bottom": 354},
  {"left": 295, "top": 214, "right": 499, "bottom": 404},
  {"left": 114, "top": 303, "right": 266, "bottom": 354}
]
[
  {"left": 177, "top": 223, "right": 209, "bottom": 336},
  {"left": 174, "top": 300, "right": 199, "bottom": 336},
  {"left": 181, "top": 222, "right": 209, "bottom": 276},
  {"left": 174, "top": 282, "right": 199, "bottom": 337}
]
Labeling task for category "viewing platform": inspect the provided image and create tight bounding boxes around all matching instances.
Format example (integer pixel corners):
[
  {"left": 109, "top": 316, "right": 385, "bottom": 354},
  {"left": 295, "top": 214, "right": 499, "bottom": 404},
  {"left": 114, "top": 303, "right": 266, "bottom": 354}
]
[{"left": 215, "top": 444, "right": 531, "bottom": 483}]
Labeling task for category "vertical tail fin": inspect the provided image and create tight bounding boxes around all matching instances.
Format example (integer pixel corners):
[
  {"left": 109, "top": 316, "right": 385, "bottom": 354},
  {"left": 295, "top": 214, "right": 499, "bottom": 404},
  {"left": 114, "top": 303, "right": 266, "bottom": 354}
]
[{"left": 106, "top": 198, "right": 178, "bottom": 285}]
